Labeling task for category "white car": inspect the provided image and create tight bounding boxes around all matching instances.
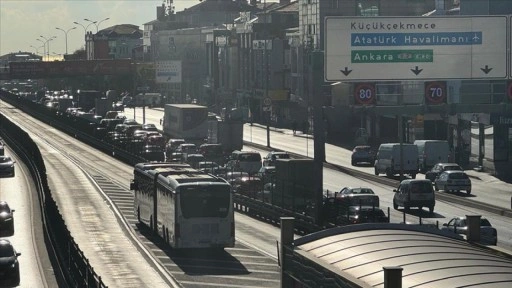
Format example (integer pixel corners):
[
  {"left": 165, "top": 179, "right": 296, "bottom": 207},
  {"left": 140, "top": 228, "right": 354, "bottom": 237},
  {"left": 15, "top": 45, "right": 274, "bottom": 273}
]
[{"left": 434, "top": 170, "right": 472, "bottom": 194}]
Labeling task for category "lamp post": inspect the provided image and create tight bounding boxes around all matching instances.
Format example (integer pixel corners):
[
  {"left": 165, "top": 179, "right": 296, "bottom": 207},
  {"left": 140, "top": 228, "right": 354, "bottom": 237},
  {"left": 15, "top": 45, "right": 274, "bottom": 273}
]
[
  {"left": 39, "top": 35, "right": 57, "bottom": 61},
  {"left": 84, "top": 17, "right": 110, "bottom": 32},
  {"left": 29, "top": 45, "right": 44, "bottom": 55},
  {"left": 74, "top": 20, "right": 97, "bottom": 37},
  {"left": 36, "top": 39, "right": 45, "bottom": 59},
  {"left": 55, "top": 26, "right": 76, "bottom": 55}
]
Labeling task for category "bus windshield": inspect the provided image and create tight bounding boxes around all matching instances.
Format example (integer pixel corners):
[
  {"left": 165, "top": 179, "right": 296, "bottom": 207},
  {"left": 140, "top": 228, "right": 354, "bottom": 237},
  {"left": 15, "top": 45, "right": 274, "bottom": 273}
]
[{"left": 180, "top": 185, "right": 231, "bottom": 218}]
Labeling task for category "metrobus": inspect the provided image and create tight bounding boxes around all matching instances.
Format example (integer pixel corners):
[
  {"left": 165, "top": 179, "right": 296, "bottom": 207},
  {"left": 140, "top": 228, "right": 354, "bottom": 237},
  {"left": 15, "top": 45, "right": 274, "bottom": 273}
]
[{"left": 131, "top": 162, "right": 235, "bottom": 249}]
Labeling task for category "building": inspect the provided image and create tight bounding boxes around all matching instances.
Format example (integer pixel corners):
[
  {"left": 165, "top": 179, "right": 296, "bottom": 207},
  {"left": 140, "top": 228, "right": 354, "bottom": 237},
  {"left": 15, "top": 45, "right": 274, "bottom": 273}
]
[{"left": 86, "top": 24, "right": 142, "bottom": 60}]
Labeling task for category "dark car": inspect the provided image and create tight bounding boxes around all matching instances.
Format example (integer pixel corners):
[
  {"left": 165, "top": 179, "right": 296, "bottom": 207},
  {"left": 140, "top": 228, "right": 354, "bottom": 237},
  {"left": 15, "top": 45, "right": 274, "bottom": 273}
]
[
  {"left": 0, "top": 239, "right": 21, "bottom": 286},
  {"left": 141, "top": 123, "right": 158, "bottom": 132},
  {"left": 140, "top": 145, "right": 165, "bottom": 162},
  {"left": 198, "top": 143, "right": 226, "bottom": 165},
  {"left": 257, "top": 165, "right": 276, "bottom": 184},
  {"left": 339, "top": 206, "right": 389, "bottom": 225},
  {"left": 0, "top": 155, "right": 15, "bottom": 177},
  {"left": 424, "top": 162, "right": 463, "bottom": 182},
  {"left": 351, "top": 145, "right": 374, "bottom": 166},
  {"left": 0, "top": 201, "right": 14, "bottom": 236},
  {"left": 441, "top": 217, "right": 497, "bottom": 245}
]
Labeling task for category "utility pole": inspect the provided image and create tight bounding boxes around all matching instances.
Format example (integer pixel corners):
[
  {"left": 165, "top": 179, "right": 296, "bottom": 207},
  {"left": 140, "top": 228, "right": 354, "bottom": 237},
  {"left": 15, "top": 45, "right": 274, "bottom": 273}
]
[
  {"left": 310, "top": 51, "right": 326, "bottom": 226},
  {"left": 264, "top": 0, "right": 270, "bottom": 148}
]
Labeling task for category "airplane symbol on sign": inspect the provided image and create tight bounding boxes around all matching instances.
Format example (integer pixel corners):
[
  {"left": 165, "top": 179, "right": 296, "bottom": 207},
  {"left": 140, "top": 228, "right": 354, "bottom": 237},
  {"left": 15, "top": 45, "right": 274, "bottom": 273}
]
[{"left": 472, "top": 33, "right": 480, "bottom": 42}]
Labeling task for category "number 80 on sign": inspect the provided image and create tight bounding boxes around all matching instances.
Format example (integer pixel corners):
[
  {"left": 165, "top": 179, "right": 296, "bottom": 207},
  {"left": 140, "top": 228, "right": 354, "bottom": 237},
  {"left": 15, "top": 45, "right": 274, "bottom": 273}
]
[{"left": 353, "top": 83, "right": 375, "bottom": 105}]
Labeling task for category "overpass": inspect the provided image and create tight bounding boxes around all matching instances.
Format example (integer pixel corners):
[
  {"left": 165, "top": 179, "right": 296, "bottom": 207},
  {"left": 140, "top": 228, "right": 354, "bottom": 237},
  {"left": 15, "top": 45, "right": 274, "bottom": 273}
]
[{"left": 0, "top": 59, "right": 133, "bottom": 80}]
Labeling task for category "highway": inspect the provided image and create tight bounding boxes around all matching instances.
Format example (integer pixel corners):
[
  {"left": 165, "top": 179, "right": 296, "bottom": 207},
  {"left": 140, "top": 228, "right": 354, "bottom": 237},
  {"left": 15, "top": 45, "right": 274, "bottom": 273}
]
[
  {"left": 1, "top": 102, "right": 281, "bottom": 287},
  {"left": 131, "top": 107, "right": 512, "bottom": 251},
  {"left": 2, "top": 102, "right": 511, "bottom": 287},
  {"left": 0, "top": 144, "right": 59, "bottom": 287}
]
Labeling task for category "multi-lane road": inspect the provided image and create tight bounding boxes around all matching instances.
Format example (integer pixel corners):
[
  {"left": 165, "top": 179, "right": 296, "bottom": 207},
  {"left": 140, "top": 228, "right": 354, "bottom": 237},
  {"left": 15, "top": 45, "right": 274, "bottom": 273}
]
[
  {"left": 0, "top": 144, "right": 60, "bottom": 287},
  {"left": 1, "top": 102, "right": 512, "bottom": 287}
]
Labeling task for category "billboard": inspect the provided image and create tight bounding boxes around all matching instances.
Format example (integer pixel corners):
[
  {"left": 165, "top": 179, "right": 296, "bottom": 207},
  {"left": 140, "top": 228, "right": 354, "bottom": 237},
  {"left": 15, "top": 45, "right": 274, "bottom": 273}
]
[{"left": 155, "top": 60, "right": 182, "bottom": 84}]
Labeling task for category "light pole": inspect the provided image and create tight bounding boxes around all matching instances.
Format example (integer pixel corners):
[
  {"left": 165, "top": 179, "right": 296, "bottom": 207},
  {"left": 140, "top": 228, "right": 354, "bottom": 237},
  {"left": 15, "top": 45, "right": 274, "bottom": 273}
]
[
  {"left": 84, "top": 17, "right": 110, "bottom": 32},
  {"left": 36, "top": 39, "right": 45, "bottom": 59},
  {"left": 74, "top": 20, "right": 97, "bottom": 35},
  {"left": 55, "top": 26, "right": 76, "bottom": 55},
  {"left": 40, "top": 35, "right": 57, "bottom": 61},
  {"left": 29, "top": 45, "right": 44, "bottom": 55}
]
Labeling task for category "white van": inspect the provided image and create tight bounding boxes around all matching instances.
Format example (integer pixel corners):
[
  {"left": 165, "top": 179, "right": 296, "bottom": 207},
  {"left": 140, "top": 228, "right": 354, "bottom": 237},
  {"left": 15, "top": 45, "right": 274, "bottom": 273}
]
[
  {"left": 374, "top": 143, "right": 419, "bottom": 178},
  {"left": 414, "top": 140, "right": 450, "bottom": 172},
  {"left": 227, "top": 150, "right": 262, "bottom": 175},
  {"left": 393, "top": 179, "right": 435, "bottom": 213}
]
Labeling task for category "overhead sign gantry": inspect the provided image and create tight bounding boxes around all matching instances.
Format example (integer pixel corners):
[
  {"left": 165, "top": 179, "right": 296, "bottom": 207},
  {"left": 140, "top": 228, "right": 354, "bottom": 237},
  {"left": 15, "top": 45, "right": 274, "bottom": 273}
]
[{"left": 325, "top": 16, "right": 508, "bottom": 81}]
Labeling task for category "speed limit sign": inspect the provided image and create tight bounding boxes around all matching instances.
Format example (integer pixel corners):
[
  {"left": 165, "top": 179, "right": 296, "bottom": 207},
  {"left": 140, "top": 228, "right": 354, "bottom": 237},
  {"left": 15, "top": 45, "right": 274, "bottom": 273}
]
[
  {"left": 424, "top": 81, "right": 447, "bottom": 104},
  {"left": 507, "top": 81, "right": 512, "bottom": 101},
  {"left": 353, "top": 83, "right": 375, "bottom": 105}
]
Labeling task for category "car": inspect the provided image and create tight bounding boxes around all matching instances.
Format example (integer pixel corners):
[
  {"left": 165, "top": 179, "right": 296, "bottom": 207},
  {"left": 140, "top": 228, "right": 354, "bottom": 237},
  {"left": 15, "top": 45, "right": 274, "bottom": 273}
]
[
  {"left": 165, "top": 138, "right": 186, "bottom": 155},
  {"left": 441, "top": 217, "right": 497, "bottom": 245},
  {"left": 262, "top": 151, "right": 290, "bottom": 167},
  {"left": 0, "top": 155, "right": 15, "bottom": 177},
  {"left": 184, "top": 153, "right": 206, "bottom": 168},
  {"left": 0, "top": 239, "right": 21, "bottom": 286},
  {"left": 175, "top": 143, "right": 197, "bottom": 155},
  {"left": 424, "top": 162, "right": 463, "bottom": 182},
  {"left": 0, "top": 201, "right": 15, "bottom": 236},
  {"left": 351, "top": 145, "right": 374, "bottom": 165},
  {"left": 198, "top": 143, "right": 226, "bottom": 165},
  {"left": 393, "top": 179, "right": 435, "bottom": 213},
  {"left": 141, "top": 123, "right": 158, "bottom": 131},
  {"left": 256, "top": 165, "right": 276, "bottom": 184},
  {"left": 434, "top": 170, "right": 472, "bottom": 194},
  {"left": 338, "top": 206, "right": 389, "bottom": 225},
  {"left": 140, "top": 145, "right": 165, "bottom": 162},
  {"left": 197, "top": 161, "right": 220, "bottom": 174},
  {"left": 224, "top": 171, "right": 250, "bottom": 186},
  {"left": 336, "top": 187, "right": 380, "bottom": 207},
  {"left": 232, "top": 176, "right": 263, "bottom": 197}
]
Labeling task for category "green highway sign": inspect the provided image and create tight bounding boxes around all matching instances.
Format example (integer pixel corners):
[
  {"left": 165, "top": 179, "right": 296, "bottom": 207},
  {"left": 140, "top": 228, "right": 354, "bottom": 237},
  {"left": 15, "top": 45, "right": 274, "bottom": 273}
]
[{"left": 351, "top": 49, "right": 433, "bottom": 63}]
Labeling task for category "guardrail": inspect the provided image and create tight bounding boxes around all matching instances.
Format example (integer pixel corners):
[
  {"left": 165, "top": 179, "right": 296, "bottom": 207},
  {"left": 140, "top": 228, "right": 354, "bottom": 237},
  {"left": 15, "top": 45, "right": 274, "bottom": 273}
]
[{"left": 0, "top": 92, "right": 108, "bottom": 288}]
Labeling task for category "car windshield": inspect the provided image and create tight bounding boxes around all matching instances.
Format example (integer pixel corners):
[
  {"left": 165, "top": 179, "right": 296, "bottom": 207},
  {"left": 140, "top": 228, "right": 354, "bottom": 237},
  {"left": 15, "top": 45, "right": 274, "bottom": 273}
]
[
  {"left": 445, "top": 165, "right": 462, "bottom": 171},
  {"left": 349, "top": 188, "right": 374, "bottom": 194},
  {"left": 448, "top": 172, "right": 468, "bottom": 179},
  {"left": 0, "top": 205, "right": 9, "bottom": 213},
  {"left": 410, "top": 182, "right": 433, "bottom": 193},
  {"left": 355, "top": 147, "right": 371, "bottom": 152},
  {"left": 0, "top": 156, "right": 11, "bottom": 163},
  {"left": 0, "top": 245, "right": 14, "bottom": 257},
  {"left": 240, "top": 154, "right": 261, "bottom": 161}
]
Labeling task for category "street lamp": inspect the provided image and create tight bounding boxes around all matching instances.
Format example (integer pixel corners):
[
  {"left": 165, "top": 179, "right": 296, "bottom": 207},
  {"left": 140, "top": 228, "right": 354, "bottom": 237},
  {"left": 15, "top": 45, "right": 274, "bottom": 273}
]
[
  {"left": 84, "top": 17, "right": 110, "bottom": 32},
  {"left": 40, "top": 35, "right": 57, "bottom": 61},
  {"left": 55, "top": 26, "right": 76, "bottom": 55},
  {"left": 73, "top": 20, "right": 97, "bottom": 34},
  {"left": 29, "top": 45, "right": 44, "bottom": 55}
]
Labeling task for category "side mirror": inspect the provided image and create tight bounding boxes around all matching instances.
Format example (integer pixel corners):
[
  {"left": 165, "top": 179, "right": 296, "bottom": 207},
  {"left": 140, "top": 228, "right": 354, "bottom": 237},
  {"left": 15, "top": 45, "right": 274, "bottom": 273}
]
[
  {"left": 393, "top": 189, "right": 398, "bottom": 192},
  {"left": 442, "top": 223, "right": 448, "bottom": 227},
  {"left": 11, "top": 209, "right": 15, "bottom": 213},
  {"left": 129, "top": 180, "right": 138, "bottom": 191},
  {"left": 16, "top": 252, "right": 21, "bottom": 257}
]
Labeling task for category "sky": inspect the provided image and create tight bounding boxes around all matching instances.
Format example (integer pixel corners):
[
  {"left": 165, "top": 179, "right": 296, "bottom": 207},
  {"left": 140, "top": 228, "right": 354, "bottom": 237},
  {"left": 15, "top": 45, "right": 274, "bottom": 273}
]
[{"left": 0, "top": 0, "right": 201, "bottom": 57}]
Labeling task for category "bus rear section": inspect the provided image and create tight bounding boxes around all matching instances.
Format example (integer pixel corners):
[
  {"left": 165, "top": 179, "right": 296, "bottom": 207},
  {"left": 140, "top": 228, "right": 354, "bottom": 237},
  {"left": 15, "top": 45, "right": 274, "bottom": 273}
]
[
  {"left": 155, "top": 167, "right": 235, "bottom": 249},
  {"left": 174, "top": 183, "right": 234, "bottom": 248}
]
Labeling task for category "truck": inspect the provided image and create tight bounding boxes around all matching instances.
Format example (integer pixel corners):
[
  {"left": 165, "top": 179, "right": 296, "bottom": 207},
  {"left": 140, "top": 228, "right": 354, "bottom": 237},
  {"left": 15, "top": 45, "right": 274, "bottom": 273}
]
[
  {"left": 207, "top": 117, "right": 243, "bottom": 153},
  {"left": 162, "top": 104, "right": 208, "bottom": 144},
  {"left": 94, "top": 98, "right": 112, "bottom": 118},
  {"left": 75, "top": 90, "right": 102, "bottom": 112}
]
